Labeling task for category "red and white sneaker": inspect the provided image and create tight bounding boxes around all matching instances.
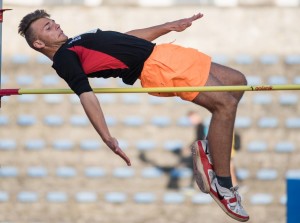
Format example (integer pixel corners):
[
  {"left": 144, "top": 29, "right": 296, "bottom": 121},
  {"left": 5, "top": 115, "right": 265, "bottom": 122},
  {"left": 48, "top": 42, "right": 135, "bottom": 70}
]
[
  {"left": 191, "top": 140, "right": 213, "bottom": 193},
  {"left": 192, "top": 140, "right": 249, "bottom": 222},
  {"left": 210, "top": 174, "right": 249, "bottom": 222}
]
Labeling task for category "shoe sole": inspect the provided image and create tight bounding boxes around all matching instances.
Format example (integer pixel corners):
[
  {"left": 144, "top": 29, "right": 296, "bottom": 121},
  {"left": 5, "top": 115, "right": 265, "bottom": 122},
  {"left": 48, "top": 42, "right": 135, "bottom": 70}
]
[
  {"left": 191, "top": 141, "right": 210, "bottom": 193},
  {"left": 192, "top": 141, "right": 249, "bottom": 222},
  {"left": 209, "top": 191, "right": 249, "bottom": 222}
]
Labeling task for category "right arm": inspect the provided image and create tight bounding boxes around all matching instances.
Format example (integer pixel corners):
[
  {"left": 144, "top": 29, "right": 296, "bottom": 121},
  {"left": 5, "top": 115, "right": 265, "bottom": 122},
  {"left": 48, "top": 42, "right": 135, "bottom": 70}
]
[
  {"left": 54, "top": 51, "right": 130, "bottom": 166},
  {"left": 80, "top": 91, "right": 131, "bottom": 166}
]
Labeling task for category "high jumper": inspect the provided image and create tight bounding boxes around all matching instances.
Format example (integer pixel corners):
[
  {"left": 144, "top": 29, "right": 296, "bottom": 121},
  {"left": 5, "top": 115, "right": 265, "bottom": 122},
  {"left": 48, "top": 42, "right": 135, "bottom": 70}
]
[{"left": 17, "top": 9, "right": 251, "bottom": 221}]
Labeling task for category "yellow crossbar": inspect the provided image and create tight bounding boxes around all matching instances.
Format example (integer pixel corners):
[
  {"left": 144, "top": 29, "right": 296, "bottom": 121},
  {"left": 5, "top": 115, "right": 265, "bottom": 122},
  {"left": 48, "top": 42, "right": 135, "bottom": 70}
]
[{"left": 16, "top": 85, "right": 300, "bottom": 94}]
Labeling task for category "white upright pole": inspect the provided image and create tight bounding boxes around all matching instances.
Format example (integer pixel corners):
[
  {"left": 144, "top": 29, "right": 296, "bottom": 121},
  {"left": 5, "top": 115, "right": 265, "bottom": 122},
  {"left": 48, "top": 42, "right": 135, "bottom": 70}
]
[
  {"left": 0, "top": 0, "right": 3, "bottom": 89},
  {"left": 0, "top": 4, "right": 11, "bottom": 108},
  {"left": 0, "top": 0, "right": 3, "bottom": 108}
]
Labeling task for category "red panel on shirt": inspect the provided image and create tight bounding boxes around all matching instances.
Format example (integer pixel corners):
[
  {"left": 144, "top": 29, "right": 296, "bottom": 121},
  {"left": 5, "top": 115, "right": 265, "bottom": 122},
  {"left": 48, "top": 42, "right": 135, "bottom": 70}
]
[{"left": 69, "top": 46, "right": 128, "bottom": 74}]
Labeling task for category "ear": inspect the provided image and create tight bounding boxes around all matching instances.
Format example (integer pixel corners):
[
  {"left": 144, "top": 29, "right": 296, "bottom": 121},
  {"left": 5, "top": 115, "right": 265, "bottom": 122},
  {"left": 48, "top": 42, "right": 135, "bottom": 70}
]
[{"left": 33, "top": 39, "right": 45, "bottom": 50}]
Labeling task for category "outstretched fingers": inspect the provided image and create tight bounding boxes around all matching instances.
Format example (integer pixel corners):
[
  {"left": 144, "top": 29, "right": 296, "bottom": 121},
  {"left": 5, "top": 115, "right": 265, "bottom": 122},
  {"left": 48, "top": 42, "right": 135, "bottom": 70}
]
[
  {"left": 107, "top": 137, "right": 131, "bottom": 166},
  {"left": 114, "top": 147, "right": 131, "bottom": 166},
  {"left": 171, "top": 12, "right": 204, "bottom": 32},
  {"left": 182, "top": 13, "right": 203, "bottom": 26},
  {"left": 189, "top": 13, "right": 204, "bottom": 22}
]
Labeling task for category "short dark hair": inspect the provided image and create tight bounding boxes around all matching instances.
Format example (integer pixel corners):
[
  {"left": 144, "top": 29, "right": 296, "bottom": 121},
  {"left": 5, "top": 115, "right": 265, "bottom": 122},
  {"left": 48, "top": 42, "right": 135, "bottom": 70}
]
[{"left": 18, "top": 9, "right": 50, "bottom": 49}]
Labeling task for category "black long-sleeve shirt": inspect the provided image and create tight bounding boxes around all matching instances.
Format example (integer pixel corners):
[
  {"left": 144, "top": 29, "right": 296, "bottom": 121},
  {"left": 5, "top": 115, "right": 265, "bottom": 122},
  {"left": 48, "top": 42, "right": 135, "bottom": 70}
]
[{"left": 52, "top": 29, "right": 155, "bottom": 95}]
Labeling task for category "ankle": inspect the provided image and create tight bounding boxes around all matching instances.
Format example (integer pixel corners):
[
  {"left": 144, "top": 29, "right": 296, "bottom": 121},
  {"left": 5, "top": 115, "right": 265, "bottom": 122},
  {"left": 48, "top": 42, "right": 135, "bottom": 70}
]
[{"left": 216, "top": 175, "right": 233, "bottom": 189}]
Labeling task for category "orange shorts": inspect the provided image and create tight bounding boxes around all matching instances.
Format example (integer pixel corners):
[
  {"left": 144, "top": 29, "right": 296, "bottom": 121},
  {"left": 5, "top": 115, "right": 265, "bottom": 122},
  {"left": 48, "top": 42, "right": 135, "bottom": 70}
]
[{"left": 140, "top": 43, "right": 211, "bottom": 101}]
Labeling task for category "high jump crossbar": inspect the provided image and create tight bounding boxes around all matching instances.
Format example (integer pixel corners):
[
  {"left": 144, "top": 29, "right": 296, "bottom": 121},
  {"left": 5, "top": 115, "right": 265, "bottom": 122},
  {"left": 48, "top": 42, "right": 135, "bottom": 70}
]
[{"left": 0, "top": 84, "right": 300, "bottom": 97}]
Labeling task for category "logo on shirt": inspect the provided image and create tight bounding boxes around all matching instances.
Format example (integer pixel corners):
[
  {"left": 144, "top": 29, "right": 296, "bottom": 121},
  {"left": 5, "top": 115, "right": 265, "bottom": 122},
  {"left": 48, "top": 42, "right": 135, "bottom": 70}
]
[
  {"left": 68, "top": 29, "right": 98, "bottom": 45},
  {"left": 69, "top": 36, "right": 81, "bottom": 45},
  {"left": 84, "top": 29, "right": 98, "bottom": 34}
]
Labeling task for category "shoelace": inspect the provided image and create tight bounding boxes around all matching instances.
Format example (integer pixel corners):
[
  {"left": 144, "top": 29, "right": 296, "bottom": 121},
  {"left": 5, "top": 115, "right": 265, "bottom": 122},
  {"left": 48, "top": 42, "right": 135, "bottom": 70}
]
[{"left": 230, "top": 186, "right": 243, "bottom": 207}]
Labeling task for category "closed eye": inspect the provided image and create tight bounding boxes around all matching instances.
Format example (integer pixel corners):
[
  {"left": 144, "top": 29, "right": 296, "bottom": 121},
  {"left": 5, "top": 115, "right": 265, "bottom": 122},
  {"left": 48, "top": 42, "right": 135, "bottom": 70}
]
[{"left": 44, "top": 21, "right": 51, "bottom": 31}]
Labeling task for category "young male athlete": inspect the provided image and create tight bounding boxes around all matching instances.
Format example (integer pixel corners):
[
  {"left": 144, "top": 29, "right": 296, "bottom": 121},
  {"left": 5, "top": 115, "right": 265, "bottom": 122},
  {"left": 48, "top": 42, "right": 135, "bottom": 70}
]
[{"left": 18, "top": 10, "right": 249, "bottom": 222}]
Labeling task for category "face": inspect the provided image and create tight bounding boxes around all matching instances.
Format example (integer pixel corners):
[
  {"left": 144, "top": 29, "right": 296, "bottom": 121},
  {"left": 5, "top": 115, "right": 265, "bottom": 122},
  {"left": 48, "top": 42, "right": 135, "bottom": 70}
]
[{"left": 31, "top": 17, "right": 68, "bottom": 49}]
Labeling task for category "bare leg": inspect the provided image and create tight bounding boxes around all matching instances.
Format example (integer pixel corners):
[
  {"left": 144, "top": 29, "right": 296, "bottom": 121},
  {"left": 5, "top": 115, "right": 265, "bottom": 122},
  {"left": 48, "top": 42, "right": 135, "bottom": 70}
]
[{"left": 192, "top": 62, "right": 247, "bottom": 177}]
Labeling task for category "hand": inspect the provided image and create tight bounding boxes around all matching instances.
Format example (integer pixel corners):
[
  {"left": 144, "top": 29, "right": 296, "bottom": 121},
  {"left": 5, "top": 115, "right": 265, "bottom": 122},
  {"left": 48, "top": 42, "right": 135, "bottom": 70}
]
[
  {"left": 106, "top": 137, "right": 131, "bottom": 166},
  {"left": 166, "top": 13, "right": 203, "bottom": 32}
]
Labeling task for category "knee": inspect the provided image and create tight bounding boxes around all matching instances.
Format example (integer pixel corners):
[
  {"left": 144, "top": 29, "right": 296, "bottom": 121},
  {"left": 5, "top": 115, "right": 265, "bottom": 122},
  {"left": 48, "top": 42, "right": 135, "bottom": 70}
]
[
  {"left": 236, "top": 71, "right": 248, "bottom": 86},
  {"left": 224, "top": 95, "right": 239, "bottom": 110},
  {"left": 215, "top": 94, "right": 238, "bottom": 115},
  {"left": 240, "top": 73, "right": 248, "bottom": 86},
  {"left": 232, "top": 71, "right": 247, "bottom": 101}
]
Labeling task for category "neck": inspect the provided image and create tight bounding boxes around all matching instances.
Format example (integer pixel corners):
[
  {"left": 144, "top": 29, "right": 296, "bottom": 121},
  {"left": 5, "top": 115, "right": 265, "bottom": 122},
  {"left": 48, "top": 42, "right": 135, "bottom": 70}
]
[
  {"left": 43, "top": 48, "right": 58, "bottom": 61},
  {"left": 41, "top": 40, "right": 66, "bottom": 61}
]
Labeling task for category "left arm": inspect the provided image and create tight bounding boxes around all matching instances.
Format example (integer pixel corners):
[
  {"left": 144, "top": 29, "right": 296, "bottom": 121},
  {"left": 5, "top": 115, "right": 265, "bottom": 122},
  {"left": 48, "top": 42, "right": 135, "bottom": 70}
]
[{"left": 125, "top": 13, "right": 203, "bottom": 42}]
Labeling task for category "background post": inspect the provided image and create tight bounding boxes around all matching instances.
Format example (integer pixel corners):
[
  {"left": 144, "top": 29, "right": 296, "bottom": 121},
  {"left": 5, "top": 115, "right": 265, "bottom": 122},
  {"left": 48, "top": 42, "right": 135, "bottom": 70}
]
[
  {"left": 0, "top": 3, "right": 11, "bottom": 108},
  {"left": 0, "top": 0, "right": 3, "bottom": 108},
  {"left": 287, "top": 175, "right": 300, "bottom": 223}
]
